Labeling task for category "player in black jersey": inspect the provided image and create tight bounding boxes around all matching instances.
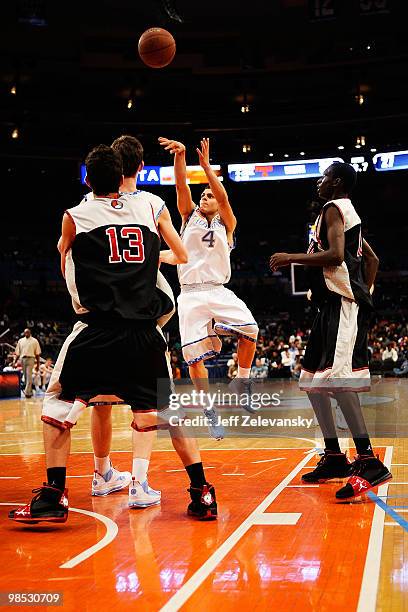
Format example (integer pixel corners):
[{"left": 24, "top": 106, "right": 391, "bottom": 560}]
[
  {"left": 270, "top": 162, "right": 391, "bottom": 499},
  {"left": 9, "top": 145, "right": 217, "bottom": 524}
]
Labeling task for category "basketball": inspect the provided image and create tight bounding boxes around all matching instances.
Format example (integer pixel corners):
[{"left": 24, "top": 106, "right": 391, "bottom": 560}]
[{"left": 138, "top": 28, "right": 176, "bottom": 69}]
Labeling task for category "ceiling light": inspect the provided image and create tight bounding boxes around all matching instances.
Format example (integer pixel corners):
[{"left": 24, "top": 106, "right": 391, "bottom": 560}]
[
  {"left": 338, "top": 145, "right": 345, "bottom": 150},
  {"left": 11, "top": 128, "right": 19, "bottom": 139}
]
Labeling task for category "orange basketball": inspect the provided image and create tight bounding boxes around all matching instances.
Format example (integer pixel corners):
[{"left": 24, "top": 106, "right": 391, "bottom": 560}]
[{"left": 138, "top": 28, "right": 176, "bottom": 69}]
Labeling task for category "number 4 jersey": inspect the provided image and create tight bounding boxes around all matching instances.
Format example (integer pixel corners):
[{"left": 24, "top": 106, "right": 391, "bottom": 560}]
[
  {"left": 178, "top": 206, "right": 232, "bottom": 286},
  {"left": 65, "top": 191, "right": 174, "bottom": 321}
]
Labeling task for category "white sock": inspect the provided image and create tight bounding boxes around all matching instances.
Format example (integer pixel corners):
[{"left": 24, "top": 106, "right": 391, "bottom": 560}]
[
  {"left": 238, "top": 366, "right": 251, "bottom": 378},
  {"left": 94, "top": 455, "right": 111, "bottom": 477},
  {"left": 132, "top": 458, "right": 149, "bottom": 484}
]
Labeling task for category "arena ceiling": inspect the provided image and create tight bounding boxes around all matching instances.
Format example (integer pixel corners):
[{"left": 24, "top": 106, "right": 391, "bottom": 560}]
[{"left": 0, "top": 0, "right": 407, "bottom": 162}]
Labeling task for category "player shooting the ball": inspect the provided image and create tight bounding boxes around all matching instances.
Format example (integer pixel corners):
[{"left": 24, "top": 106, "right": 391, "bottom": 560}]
[{"left": 159, "top": 136, "right": 259, "bottom": 440}]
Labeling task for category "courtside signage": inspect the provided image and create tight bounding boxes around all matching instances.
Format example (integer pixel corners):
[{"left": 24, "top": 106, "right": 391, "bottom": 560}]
[{"left": 80, "top": 164, "right": 222, "bottom": 186}]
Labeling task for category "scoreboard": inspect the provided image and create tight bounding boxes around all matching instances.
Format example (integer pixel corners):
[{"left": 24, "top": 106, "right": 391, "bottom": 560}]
[
  {"left": 227, "top": 158, "right": 343, "bottom": 182},
  {"left": 80, "top": 150, "right": 408, "bottom": 188},
  {"left": 372, "top": 151, "right": 408, "bottom": 172}
]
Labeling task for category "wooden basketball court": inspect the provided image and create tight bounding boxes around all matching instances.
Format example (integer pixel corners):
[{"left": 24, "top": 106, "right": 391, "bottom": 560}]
[{"left": 0, "top": 380, "right": 407, "bottom": 611}]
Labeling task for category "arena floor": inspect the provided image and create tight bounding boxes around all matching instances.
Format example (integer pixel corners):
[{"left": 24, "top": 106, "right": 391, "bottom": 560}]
[{"left": 0, "top": 379, "right": 407, "bottom": 611}]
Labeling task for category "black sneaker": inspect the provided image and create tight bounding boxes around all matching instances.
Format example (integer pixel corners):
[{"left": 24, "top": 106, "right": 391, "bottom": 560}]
[
  {"left": 187, "top": 483, "right": 217, "bottom": 520},
  {"left": 301, "top": 451, "right": 353, "bottom": 483},
  {"left": 8, "top": 484, "right": 69, "bottom": 524},
  {"left": 336, "top": 455, "right": 392, "bottom": 499}
]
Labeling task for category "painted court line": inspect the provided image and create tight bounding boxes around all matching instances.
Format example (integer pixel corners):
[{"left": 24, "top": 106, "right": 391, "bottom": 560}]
[
  {"left": 0, "top": 447, "right": 312, "bottom": 456},
  {"left": 0, "top": 477, "right": 21, "bottom": 479},
  {"left": 0, "top": 503, "right": 118, "bottom": 569},
  {"left": 251, "top": 458, "right": 286, "bottom": 464},
  {"left": 166, "top": 467, "right": 215, "bottom": 473},
  {"left": 222, "top": 473, "right": 245, "bottom": 476},
  {"left": 367, "top": 492, "right": 408, "bottom": 533},
  {"left": 60, "top": 508, "right": 119, "bottom": 569},
  {"left": 286, "top": 484, "right": 319, "bottom": 488},
  {"left": 252, "top": 513, "right": 301, "bottom": 525},
  {"left": 357, "top": 445, "right": 393, "bottom": 612},
  {"left": 160, "top": 452, "right": 311, "bottom": 612}
]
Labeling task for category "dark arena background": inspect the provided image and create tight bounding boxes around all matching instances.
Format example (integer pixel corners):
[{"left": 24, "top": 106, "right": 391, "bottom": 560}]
[{"left": 0, "top": 1, "right": 407, "bottom": 611}]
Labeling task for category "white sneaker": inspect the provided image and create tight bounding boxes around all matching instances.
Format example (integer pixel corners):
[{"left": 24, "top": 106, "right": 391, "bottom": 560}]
[
  {"left": 91, "top": 466, "right": 132, "bottom": 496},
  {"left": 128, "top": 477, "right": 161, "bottom": 508}
]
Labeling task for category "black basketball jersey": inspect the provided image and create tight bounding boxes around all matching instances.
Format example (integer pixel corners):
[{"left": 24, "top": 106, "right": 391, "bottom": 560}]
[
  {"left": 65, "top": 192, "right": 173, "bottom": 321},
  {"left": 307, "top": 198, "right": 373, "bottom": 308}
]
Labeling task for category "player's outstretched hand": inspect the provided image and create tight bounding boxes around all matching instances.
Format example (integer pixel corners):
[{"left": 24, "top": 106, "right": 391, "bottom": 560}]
[
  {"left": 158, "top": 137, "right": 185, "bottom": 155},
  {"left": 196, "top": 137, "right": 210, "bottom": 168},
  {"left": 269, "top": 252, "right": 291, "bottom": 272}
]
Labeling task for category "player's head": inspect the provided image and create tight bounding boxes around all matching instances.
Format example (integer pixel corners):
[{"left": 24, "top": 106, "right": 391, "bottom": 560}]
[
  {"left": 317, "top": 162, "right": 357, "bottom": 201},
  {"left": 199, "top": 185, "right": 218, "bottom": 215},
  {"left": 111, "top": 135, "right": 144, "bottom": 177},
  {"left": 85, "top": 145, "right": 123, "bottom": 195},
  {"left": 23, "top": 328, "right": 31, "bottom": 337}
]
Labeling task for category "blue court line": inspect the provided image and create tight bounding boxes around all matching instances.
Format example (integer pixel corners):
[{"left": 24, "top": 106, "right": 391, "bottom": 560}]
[{"left": 367, "top": 491, "right": 408, "bottom": 532}]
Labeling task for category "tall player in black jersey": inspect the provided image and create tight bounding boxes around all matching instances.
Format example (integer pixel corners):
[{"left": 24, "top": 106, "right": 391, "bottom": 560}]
[
  {"left": 270, "top": 162, "right": 391, "bottom": 499},
  {"left": 10, "top": 145, "right": 217, "bottom": 524}
]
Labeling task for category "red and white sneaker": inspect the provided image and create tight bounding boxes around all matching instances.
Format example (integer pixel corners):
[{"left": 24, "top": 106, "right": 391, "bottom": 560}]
[
  {"left": 187, "top": 483, "right": 217, "bottom": 520},
  {"left": 335, "top": 455, "right": 392, "bottom": 499},
  {"left": 8, "top": 484, "right": 69, "bottom": 524}
]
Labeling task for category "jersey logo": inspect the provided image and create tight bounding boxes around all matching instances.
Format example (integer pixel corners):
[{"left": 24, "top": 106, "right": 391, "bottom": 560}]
[{"left": 111, "top": 199, "right": 123, "bottom": 210}]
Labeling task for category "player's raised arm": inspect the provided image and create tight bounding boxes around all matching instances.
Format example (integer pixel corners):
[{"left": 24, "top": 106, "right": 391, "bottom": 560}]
[
  {"left": 362, "top": 238, "right": 379, "bottom": 292},
  {"left": 58, "top": 212, "right": 76, "bottom": 278},
  {"left": 158, "top": 137, "right": 194, "bottom": 222},
  {"left": 158, "top": 206, "right": 188, "bottom": 265},
  {"left": 196, "top": 138, "right": 236, "bottom": 233}
]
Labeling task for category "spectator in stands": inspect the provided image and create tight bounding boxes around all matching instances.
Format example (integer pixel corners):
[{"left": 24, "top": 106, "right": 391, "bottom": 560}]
[
  {"left": 393, "top": 359, "right": 408, "bottom": 377},
  {"left": 13, "top": 328, "right": 41, "bottom": 398},
  {"left": 382, "top": 341, "right": 398, "bottom": 363},
  {"left": 39, "top": 357, "right": 54, "bottom": 390},
  {"left": 251, "top": 358, "right": 268, "bottom": 379},
  {"left": 280, "top": 345, "right": 293, "bottom": 378},
  {"left": 292, "top": 354, "right": 303, "bottom": 380},
  {"left": 227, "top": 353, "right": 238, "bottom": 379}
]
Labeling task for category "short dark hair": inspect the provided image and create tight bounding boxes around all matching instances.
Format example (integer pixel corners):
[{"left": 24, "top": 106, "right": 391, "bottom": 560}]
[
  {"left": 111, "top": 135, "right": 143, "bottom": 177},
  {"left": 329, "top": 161, "right": 357, "bottom": 193},
  {"left": 85, "top": 145, "right": 123, "bottom": 194}
]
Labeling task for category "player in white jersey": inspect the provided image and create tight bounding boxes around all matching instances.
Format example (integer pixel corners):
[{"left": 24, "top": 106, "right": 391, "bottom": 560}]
[{"left": 159, "top": 137, "right": 259, "bottom": 438}]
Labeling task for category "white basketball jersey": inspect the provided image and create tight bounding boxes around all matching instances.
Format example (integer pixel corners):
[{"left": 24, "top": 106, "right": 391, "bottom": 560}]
[{"left": 178, "top": 207, "right": 232, "bottom": 285}]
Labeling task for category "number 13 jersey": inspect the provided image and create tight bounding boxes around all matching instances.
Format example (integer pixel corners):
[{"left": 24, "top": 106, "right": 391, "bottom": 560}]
[
  {"left": 178, "top": 207, "right": 232, "bottom": 286},
  {"left": 65, "top": 192, "right": 173, "bottom": 321}
]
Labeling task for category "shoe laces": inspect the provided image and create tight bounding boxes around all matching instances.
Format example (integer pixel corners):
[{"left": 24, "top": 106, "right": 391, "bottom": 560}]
[
  {"left": 30, "top": 483, "right": 59, "bottom": 502},
  {"left": 352, "top": 454, "right": 379, "bottom": 475}
]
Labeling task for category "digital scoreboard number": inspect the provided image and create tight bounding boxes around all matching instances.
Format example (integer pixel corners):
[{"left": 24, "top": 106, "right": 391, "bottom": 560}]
[{"left": 372, "top": 151, "right": 408, "bottom": 172}]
